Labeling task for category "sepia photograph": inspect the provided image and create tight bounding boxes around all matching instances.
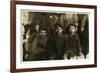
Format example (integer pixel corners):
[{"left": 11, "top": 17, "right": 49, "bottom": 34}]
[{"left": 21, "top": 10, "right": 89, "bottom": 61}]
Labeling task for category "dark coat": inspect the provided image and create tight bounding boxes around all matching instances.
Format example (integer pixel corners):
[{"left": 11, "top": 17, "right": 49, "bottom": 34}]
[
  {"left": 28, "top": 31, "right": 39, "bottom": 44},
  {"left": 53, "top": 33, "right": 65, "bottom": 59},
  {"left": 64, "top": 33, "right": 82, "bottom": 58},
  {"left": 26, "top": 36, "right": 48, "bottom": 61}
]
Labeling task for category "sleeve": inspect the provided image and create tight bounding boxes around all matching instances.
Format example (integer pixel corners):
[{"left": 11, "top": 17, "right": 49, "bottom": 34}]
[
  {"left": 64, "top": 35, "right": 69, "bottom": 53},
  {"left": 76, "top": 34, "right": 82, "bottom": 52}
]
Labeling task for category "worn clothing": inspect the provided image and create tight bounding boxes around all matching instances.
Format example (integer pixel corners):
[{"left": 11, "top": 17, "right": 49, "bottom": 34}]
[
  {"left": 26, "top": 36, "right": 48, "bottom": 61},
  {"left": 53, "top": 33, "right": 65, "bottom": 59},
  {"left": 64, "top": 33, "right": 82, "bottom": 59},
  {"left": 28, "top": 31, "right": 39, "bottom": 44}
]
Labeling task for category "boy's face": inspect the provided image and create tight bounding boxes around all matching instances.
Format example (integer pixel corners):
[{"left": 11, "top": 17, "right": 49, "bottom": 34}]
[
  {"left": 57, "top": 26, "right": 63, "bottom": 34},
  {"left": 40, "top": 30, "right": 47, "bottom": 38},
  {"left": 69, "top": 25, "right": 76, "bottom": 33},
  {"left": 35, "top": 24, "right": 39, "bottom": 31}
]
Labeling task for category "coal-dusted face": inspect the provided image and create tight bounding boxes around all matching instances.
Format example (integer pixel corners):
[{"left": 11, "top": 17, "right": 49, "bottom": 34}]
[
  {"left": 56, "top": 26, "right": 63, "bottom": 34},
  {"left": 35, "top": 24, "right": 40, "bottom": 31},
  {"left": 40, "top": 30, "right": 47, "bottom": 38},
  {"left": 69, "top": 25, "right": 76, "bottom": 33}
]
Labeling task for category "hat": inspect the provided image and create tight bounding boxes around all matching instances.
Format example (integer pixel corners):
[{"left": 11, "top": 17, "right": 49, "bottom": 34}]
[
  {"left": 55, "top": 22, "right": 63, "bottom": 29},
  {"left": 69, "top": 23, "right": 78, "bottom": 31},
  {"left": 69, "top": 23, "right": 78, "bottom": 28},
  {"left": 39, "top": 27, "right": 47, "bottom": 31}
]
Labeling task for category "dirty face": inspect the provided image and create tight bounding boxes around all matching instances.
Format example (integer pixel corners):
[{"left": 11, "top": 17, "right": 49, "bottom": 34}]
[
  {"left": 57, "top": 26, "right": 63, "bottom": 34},
  {"left": 69, "top": 25, "right": 76, "bottom": 33},
  {"left": 40, "top": 30, "right": 47, "bottom": 38},
  {"left": 35, "top": 24, "right": 39, "bottom": 31}
]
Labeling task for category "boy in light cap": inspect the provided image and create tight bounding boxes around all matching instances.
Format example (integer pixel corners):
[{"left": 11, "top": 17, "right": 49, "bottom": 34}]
[{"left": 64, "top": 24, "right": 83, "bottom": 59}]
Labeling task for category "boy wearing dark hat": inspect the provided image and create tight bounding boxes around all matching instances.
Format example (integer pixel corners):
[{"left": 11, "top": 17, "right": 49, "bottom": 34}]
[
  {"left": 53, "top": 23, "right": 65, "bottom": 60},
  {"left": 64, "top": 24, "right": 82, "bottom": 59}
]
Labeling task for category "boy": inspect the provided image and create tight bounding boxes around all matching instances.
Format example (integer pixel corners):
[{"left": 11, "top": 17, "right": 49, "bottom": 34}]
[
  {"left": 64, "top": 24, "right": 83, "bottom": 59},
  {"left": 53, "top": 24, "right": 65, "bottom": 60},
  {"left": 26, "top": 28, "right": 48, "bottom": 61}
]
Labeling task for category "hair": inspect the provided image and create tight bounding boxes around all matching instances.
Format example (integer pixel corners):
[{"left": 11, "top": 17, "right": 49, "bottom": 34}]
[
  {"left": 55, "top": 22, "right": 63, "bottom": 30},
  {"left": 69, "top": 24, "right": 77, "bottom": 28}
]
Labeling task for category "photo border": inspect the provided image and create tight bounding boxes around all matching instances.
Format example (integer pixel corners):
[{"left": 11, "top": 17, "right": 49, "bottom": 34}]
[{"left": 10, "top": 1, "right": 97, "bottom": 72}]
